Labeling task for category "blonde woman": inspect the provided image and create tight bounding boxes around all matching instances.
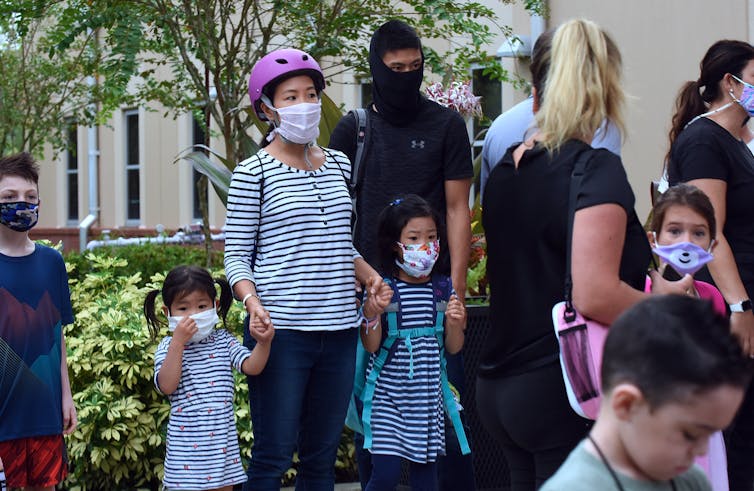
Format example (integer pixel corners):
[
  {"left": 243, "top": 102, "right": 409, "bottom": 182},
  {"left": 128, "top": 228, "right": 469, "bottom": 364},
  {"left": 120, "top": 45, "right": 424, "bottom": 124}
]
[{"left": 476, "top": 19, "right": 691, "bottom": 490}]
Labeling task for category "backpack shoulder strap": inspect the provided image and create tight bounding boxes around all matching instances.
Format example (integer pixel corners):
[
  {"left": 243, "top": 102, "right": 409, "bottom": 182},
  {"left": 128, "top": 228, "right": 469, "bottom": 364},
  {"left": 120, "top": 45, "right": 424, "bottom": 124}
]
[
  {"left": 349, "top": 108, "right": 369, "bottom": 191},
  {"left": 346, "top": 108, "right": 370, "bottom": 236}
]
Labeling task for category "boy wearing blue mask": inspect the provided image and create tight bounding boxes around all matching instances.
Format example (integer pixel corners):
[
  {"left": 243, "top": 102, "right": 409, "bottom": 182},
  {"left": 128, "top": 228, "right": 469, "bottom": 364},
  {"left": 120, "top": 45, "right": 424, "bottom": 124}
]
[
  {"left": 0, "top": 152, "right": 76, "bottom": 490},
  {"left": 542, "top": 295, "right": 752, "bottom": 490}
]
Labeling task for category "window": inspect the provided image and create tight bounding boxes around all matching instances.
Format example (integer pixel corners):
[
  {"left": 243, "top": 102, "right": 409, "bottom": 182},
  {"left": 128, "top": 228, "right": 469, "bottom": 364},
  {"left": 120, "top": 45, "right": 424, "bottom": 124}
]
[
  {"left": 124, "top": 110, "right": 140, "bottom": 222},
  {"left": 471, "top": 67, "right": 503, "bottom": 159},
  {"left": 360, "top": 81, "right": 372, "bottom": 108},
  {"left": 65, "top": 124, "right": 78, "bottom": 223},
  {"left": 192, "top": 116, "right": 208, "bottom": 220}
]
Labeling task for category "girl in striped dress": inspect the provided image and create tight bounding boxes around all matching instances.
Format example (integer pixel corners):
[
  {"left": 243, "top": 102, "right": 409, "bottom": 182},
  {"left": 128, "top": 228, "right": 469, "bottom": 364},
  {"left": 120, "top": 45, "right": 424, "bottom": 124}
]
[
  {"left": 145, "top": 265, "right": 274, "bottom": 491},
  {"left": 360, "top": 195, "right": 466, "bottom": 491}
]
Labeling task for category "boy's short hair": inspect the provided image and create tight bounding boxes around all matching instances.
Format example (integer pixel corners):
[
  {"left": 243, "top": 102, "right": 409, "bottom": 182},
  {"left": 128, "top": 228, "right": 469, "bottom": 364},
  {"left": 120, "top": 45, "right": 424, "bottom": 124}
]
[
  {"left": 602, "top": 295, "right": 751, "bottom": 408},
  {"left": 372, "top": 20, "right": 422, "bottom": 59},
  {"left": 0, "top": 152, "right": 40, "bottom": 185}
]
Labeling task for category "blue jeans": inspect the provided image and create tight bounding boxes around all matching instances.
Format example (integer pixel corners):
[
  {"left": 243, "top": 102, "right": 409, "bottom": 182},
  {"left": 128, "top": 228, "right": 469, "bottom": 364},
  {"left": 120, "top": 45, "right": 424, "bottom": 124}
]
[{"left": 242, "top": 323, "right": 357, "bottom": 491}]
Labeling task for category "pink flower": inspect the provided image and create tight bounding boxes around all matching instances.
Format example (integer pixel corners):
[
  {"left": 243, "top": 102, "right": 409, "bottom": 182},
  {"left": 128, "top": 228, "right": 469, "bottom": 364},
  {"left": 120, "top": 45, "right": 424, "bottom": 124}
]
[{"left": 425, "top": 81, "right": 482, "bottom": 118}]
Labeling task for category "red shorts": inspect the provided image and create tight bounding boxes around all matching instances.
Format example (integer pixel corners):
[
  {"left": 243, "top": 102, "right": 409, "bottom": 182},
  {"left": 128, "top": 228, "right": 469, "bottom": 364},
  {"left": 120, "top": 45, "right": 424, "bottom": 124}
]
[{"left": 0, "top": 435, "right": 68, "bottom": 488}]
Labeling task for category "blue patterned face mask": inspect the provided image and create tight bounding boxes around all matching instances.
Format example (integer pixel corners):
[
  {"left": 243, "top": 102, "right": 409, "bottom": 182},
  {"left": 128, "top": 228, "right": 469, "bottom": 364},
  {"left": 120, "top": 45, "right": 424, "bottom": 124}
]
[{"left": 0, "top": 201, "right": 39, "bottom": 232}]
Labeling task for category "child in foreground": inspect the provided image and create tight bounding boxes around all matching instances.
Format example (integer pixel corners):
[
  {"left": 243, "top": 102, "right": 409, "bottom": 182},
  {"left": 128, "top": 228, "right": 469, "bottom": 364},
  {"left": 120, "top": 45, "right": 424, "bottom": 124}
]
[
  {"left": 542, "top": 295, "right": 751, "bottom": 490},
  {"left": 144, "top": 265, "right": 274, "bottom": 491}
]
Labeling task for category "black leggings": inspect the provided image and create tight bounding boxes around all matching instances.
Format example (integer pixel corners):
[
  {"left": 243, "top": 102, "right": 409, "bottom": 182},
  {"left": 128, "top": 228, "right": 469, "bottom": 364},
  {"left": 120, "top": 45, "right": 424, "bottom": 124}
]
[
  {"left": 725, "top": 380, "right": 754, "bottom": 491},
  {"left": 475, "top": 361, "right": 592, "bottom": 490}
]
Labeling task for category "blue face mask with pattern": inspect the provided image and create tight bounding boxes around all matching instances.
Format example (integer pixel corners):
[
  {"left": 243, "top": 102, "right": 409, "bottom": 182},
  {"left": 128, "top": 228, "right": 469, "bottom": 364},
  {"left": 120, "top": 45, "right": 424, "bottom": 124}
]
[{"left": 0, "top": 201, "right": 39, "bottom": 232}]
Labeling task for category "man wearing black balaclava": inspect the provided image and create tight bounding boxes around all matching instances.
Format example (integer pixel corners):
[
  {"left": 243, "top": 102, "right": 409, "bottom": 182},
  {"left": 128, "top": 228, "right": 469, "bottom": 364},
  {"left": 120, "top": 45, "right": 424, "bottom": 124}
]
[
  {"left": 329, "top": 19, "right": 474, "bottom": 491},
  {"left": 330, "top": 19, "right": 472, "bottom": 299}
]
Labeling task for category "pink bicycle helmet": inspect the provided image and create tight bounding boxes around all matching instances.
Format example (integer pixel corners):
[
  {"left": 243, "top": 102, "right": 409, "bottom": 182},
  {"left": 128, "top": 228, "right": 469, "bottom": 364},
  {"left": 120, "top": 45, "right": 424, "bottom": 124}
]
[{"left": 248, "top": 48, "right": 325, "bottom": 120}]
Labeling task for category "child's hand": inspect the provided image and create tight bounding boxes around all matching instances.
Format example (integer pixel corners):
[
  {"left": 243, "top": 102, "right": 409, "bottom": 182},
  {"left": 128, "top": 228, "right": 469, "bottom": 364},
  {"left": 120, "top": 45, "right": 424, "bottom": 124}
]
[
  {"left": 246, "top": 298, "right": 273, "bottom": 332},
  {"left": 247, "top": 299, "right": 274, "bottom": 342},
  {"left": 648, "top": 269, "right": 695, "bottom": 297},
  {"left": 363, "top": 276, "right": 393, "bottom": 318},
  {"left": 250, "top": 319, "right": 275, "bottom": 345},
  {"left": 173, "top": 316, "right": 198, "bottom": 345},
  {"left": 445, "top": 294, "right": 467, "bottom": 331}
]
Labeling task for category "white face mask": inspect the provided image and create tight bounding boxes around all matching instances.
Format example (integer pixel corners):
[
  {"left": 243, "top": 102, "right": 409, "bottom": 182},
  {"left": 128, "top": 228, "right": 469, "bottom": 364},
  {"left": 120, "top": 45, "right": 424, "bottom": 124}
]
[
  {"left": 265, "top": 99, "right": 322, "bottom": 144},
  {"left": 168, "top": 307, "right": 219, "bottom": 344}
]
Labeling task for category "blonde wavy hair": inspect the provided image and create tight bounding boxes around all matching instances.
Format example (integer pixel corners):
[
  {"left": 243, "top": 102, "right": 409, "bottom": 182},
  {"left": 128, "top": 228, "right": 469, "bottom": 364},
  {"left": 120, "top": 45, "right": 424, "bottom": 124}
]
[{"left": 535, "top": 19, "right": 626, "bottom": 152}]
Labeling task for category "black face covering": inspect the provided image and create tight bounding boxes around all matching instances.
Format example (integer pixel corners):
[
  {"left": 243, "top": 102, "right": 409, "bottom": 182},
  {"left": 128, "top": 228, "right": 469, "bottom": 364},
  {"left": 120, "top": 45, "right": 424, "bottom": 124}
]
[{"left": 369, "top": 32, "right": 424, "bottom": 126}]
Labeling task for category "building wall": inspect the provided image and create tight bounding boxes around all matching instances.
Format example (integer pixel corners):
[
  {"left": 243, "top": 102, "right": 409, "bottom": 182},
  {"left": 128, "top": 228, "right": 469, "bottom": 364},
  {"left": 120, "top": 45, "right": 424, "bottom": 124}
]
[{"left": 34, "top": 1, "right": 753, "bottom": 249}]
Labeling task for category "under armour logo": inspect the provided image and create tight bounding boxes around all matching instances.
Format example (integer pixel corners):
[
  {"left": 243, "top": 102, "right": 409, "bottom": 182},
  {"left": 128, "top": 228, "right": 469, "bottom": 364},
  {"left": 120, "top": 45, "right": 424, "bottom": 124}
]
[{"left": 411, "top": 140, "right": 425, "bottom": 149}]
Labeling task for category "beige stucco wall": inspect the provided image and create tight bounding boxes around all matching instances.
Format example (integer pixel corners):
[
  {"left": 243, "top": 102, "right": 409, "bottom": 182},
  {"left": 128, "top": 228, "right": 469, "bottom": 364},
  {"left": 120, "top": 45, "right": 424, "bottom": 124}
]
[
  {"left": 36, "top": 1, "right": 754, "bottom": 238},
  {"left": 547, "top": 0, "right": 750, "bottom": 220}
]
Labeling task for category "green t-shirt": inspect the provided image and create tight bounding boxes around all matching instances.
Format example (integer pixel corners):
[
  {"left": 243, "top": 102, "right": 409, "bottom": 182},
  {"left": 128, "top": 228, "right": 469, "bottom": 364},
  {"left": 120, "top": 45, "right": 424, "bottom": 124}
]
[{"left": 541, "top": 441, "right": 711, "bottom": 491}]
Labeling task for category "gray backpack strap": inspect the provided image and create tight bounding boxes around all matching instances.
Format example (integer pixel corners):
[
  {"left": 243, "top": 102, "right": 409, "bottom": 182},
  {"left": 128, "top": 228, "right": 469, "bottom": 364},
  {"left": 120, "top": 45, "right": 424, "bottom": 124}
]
[{"left": 348, "top": 108, "right": 369, "bottom": 235}]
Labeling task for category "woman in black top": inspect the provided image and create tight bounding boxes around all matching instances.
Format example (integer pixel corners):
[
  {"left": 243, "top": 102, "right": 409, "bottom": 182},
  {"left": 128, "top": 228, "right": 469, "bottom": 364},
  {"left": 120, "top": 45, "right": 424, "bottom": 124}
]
[
  {"left": 666, "top": 39, "right": 754, "bottom": 491},
  {"left": 477, "top": 19, "right": 691, "bottom": 491}
]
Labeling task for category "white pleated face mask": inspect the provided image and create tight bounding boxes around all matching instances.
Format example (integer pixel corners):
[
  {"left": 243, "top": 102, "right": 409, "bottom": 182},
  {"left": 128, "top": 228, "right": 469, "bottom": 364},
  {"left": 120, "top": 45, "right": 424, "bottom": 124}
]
[
  {"left": 266, "top": 100, "right": 322, "bottom": 144},
  {"left": 168, "top": 307, "right": 219, "bottom": 344}
]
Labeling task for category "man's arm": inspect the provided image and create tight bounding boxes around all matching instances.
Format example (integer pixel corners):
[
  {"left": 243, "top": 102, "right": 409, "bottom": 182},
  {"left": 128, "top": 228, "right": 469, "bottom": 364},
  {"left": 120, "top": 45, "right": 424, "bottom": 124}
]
[
  {"left": 328, "top": 112, "right": 358, "bottom": 163},
  {"left": 445, "top": 178, "right": 471, "bottom": 301}
]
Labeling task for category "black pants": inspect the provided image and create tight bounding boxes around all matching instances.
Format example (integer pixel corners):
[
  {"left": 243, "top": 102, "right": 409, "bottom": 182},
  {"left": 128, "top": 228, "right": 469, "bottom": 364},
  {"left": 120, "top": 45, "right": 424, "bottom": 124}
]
[
  {"left": 475, "top": 361, "right": 591, "bottom": 491},
  {"left": 725, "top": 380, "right": 754, "bottom": 491}
]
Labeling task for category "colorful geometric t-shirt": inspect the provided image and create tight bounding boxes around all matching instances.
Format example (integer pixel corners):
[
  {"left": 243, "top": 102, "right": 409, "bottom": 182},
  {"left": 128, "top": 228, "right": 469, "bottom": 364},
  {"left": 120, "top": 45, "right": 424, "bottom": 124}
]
[{"left": 0, "top": 244, "right": 74, "bottom": 442}]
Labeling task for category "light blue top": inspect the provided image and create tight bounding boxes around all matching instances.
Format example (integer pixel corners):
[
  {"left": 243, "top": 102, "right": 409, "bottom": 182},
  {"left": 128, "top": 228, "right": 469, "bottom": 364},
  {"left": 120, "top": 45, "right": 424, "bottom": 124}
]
[{"left": 480, "top": 97, "right": 622, "bottom": 200}]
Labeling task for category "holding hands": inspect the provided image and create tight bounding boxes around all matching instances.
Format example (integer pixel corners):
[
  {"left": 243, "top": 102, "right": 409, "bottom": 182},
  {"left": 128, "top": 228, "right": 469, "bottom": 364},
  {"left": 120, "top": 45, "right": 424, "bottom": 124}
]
[
  {"left": 445, "top": 294, "right": 467, "bottom": 331},
  {"left": 245, "top": 295, "right": 274, "bottom": 344},
  {"left": 362, "top": 275, "right": 393, "bottom": 320}
]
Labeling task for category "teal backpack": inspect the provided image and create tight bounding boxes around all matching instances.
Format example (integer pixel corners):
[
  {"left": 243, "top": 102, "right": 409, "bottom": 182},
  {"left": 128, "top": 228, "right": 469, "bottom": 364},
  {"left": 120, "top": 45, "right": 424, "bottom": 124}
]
[{"left": 345, "top": 275, "right": 470, "bottom": 455}]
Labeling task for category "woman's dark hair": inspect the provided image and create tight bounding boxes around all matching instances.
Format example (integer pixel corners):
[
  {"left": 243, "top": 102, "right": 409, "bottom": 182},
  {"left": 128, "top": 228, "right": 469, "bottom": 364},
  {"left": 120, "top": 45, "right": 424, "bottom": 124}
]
[
  {"left": 649, "top": 183, "right": 717, "bottom": 240},
  {"left": 602, "top": 295, "right": 751, "bottom": 409},
  {"left": 530, "top": 29, "right": 554, "bottom": 101},
  {"left": 666, "top": 40, "right": 754, "bottom": 166},
  {"left": 376, "top": 194, "right": 445, "bottom": 277},
  {"left": 372, "top": 20, "right": 422, "bottom": 59},
  {"left": 143, "top": 265, "right": 233, "bottom": 339}
]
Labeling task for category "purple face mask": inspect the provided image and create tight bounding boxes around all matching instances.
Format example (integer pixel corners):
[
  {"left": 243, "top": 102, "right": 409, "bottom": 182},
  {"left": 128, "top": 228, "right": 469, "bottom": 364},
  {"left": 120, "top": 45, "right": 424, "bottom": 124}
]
[
  {"left": 731, "top": 75, "right": 754, "bottom": 117},
  {"left": 652, "top": 241, "right": 714, "bottom": 277}
]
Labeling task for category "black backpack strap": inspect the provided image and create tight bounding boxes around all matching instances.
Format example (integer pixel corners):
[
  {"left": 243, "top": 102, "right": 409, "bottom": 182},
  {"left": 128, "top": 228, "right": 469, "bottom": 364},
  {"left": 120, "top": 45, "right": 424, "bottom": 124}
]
[{"left": 563, "top": 148, "right": 595, "bottom": 319}]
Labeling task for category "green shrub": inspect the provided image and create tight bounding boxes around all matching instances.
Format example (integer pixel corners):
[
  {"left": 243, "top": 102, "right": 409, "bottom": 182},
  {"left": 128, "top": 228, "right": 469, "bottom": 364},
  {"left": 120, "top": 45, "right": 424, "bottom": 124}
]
[
  {"left": 65, "top": 242, "right": 222, "bottom": 286},
  {"left": 63, "top": 247, "right": 357, "bottom": 489}
]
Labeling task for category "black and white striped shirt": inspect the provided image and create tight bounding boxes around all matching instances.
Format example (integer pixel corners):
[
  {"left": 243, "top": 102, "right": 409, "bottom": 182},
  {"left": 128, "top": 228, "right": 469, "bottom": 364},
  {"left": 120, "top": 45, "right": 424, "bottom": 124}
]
[{"left": 224, "top": 148, "right": 360, "bottom": 331}]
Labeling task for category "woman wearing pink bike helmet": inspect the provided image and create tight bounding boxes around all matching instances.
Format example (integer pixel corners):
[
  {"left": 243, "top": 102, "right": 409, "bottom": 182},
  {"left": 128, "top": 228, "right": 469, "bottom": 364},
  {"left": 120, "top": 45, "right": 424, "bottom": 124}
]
[{"left": 225, "top": 48, "right": 391, "bottom": 490}]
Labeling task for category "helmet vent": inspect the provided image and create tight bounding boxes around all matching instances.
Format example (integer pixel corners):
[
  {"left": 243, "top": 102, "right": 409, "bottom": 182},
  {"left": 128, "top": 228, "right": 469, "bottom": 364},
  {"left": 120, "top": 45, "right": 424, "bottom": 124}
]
[
  {"left": 274, "top": 58, "right": 289, "bottom": 64},
  {"left": 302, "top": 54, "right": 309, "bottom": 60}
]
